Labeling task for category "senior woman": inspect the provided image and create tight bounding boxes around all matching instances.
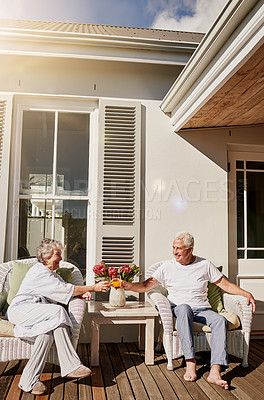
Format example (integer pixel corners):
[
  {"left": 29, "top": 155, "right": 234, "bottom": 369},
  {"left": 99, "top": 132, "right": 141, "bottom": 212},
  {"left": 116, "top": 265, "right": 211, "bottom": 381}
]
[{"left": 7, "top": 238, "right": 109, "bottom": 395}]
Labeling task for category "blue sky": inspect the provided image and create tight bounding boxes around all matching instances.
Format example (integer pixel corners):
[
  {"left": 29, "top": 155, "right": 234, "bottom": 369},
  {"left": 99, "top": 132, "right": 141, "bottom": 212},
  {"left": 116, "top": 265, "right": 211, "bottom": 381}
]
[{"left": 0, "top": 0, "right": 229, "bottom": 33}]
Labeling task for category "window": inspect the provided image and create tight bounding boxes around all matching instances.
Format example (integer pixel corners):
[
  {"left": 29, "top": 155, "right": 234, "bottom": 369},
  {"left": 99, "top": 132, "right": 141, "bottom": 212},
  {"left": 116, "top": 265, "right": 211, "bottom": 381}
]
[
  {"left": 18, "top": 110, "right": 90, "bottom": 278},
  {"left": 236, "top": 160, "right": 264, "bottom": 259}
]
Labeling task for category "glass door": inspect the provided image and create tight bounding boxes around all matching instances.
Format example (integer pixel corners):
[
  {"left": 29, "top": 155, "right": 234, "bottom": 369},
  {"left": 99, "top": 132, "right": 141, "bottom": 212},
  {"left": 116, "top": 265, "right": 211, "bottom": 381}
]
[{"left": 18, "top": 110, "right": 90, "bottom": 279}]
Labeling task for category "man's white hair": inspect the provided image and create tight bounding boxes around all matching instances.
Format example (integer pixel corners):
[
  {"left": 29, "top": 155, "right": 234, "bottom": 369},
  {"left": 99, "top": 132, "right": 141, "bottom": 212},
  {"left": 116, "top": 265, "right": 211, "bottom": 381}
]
[{"left": 174, "top": 232, "right": 194, "bottom": 249}]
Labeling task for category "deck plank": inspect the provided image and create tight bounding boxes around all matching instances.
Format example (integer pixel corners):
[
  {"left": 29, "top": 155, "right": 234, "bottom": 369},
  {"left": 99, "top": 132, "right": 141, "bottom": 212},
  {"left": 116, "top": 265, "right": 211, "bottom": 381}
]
[
  {"left": 225, "top": 361, "right": 263, "bottom": 400},
  {"left": 1, "top": 340, "right": 264, "bottom": 400},
  {"left": 107, "top": 343, "right": 135, "bottom": 399},
  {"left": 229, "top": 355, "right": 264, "bottom": 393},
  {"left": 158, "top": 353, "right": 193, "bottom": 400},
  {"left": 91, "top": 365, "right": 106, "bottom": 400},
  {"left": 99, "top": 343, "right": 120, "bottom": 399},
  {"left": 171, "top": 357, "right": 209, "bottom": 400},
  {"left": 249, "top": 342, "right": 264, "bottom": 359},
  {"left": 0, "top": 361, "right": 8, "bottom": 375},
  {"left": 49, "top": 365, "right": 64, "bottom": 400},
  {"left": 127, "top": 342, "right": 163, "bottom": 399},
  {"left": 144, "top": 352, "right": 179, "bottom": 400},
  {"left": 78, "top": 343, "right": 93, "bottom": 400},
  {"left": 201, "top": 370, "right": 238, "bottom": 400},
  {"left": 0, "top": 360, "right": 20, "bottom": 400},
  {"left": 118, "top": 343, "right": 149, "bottom": 400},
  {"left": 5, "top": 360, "right": 26, "bottom": 400}
]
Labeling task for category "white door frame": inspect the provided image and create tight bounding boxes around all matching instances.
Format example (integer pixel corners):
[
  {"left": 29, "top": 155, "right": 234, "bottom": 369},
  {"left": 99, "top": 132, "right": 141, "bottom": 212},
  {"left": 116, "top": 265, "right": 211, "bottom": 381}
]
[{"left": 228, "top": 150, "right": 264, "bottom": 330}]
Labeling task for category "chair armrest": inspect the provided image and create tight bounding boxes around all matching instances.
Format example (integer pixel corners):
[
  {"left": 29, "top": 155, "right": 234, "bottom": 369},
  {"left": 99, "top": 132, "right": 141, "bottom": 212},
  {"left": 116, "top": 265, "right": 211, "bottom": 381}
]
[
  {"left": 222, "top": 293, "right": 253, "bottom": 333},
  {"left": 68, "top": 297, "right": 86, "bottom": 341},
  {"left": 147, "top": 289, "right": 173, "bottom": 334}
]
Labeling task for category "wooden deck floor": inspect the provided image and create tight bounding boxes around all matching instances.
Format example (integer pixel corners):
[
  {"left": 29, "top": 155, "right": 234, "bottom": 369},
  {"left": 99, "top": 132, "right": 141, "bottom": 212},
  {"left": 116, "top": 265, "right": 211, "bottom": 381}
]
[{"left": 1, "top": 339, "right": 264, "bottom": 399}]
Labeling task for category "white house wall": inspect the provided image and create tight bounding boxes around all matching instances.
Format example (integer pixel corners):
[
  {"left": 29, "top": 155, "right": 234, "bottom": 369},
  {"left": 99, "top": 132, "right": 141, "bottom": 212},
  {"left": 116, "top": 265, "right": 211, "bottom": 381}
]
[
  {"left": 143, "top": 102, "right": 228, "bottom": 271},
  {"left": 0, "top": 55, "right": 183, "bottom": 101},
  {"left": 1, "top": 55, "right": 232, "bottom": 341}
]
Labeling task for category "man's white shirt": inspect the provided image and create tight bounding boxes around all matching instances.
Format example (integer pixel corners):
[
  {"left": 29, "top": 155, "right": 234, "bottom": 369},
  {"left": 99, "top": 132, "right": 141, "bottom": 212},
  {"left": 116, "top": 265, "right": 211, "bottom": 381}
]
[{"left": 152, "top": 257, "right": 222, "bottom": 309}]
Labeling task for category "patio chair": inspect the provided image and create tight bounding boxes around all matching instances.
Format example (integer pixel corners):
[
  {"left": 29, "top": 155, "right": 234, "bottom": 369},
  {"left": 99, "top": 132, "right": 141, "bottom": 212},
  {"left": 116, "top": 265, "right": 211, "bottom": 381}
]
[
  {"left": 146, "top": 261, "right": 253, "bottom": 370},
  {"left": 0, "top": 258, "right": 86, "bottom": 365}
]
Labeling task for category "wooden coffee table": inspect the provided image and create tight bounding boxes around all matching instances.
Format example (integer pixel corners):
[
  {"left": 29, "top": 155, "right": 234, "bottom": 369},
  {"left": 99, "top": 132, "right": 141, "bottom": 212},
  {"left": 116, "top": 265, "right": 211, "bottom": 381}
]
[{"left": 87, "top": 301, "right": 158, "bottom": 365}]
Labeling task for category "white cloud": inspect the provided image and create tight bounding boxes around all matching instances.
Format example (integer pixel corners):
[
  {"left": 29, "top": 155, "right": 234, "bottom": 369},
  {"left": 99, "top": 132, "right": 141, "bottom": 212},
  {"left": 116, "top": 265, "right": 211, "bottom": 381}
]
[{"left": 150, "top": 0, "right": 229, "bottom": 33}]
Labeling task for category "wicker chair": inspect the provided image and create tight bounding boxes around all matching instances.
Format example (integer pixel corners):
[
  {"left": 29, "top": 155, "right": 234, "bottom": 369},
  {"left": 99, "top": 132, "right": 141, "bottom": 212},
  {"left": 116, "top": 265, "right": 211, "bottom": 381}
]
[
  {"left": 146, "top": 261, "right": 253, "bottom": 370},
  {"left": 0, "top": 258, "right": 86, "bottom": 365}
]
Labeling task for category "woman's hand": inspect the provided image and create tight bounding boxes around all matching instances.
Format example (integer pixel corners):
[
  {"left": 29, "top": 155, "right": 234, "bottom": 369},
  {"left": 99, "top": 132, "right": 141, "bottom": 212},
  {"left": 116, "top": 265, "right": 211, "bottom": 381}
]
[
  {"left": 82, "top": 291, "right": 92, "bottom": 300},
  {"left": 73, "top": 281, "right": 111, "bottom": 297},
  {"left": 94, "top": 281, "right": 110, "bottom": 292}
]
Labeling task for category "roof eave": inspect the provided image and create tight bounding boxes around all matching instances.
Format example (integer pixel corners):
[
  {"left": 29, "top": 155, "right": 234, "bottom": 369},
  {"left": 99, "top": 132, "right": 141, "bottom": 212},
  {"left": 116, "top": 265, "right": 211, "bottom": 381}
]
[
  {"left": 160, "top": 0, "right": 263, "bottom": 131},
  {"left": 0, "top": 28, "right": 200, "bottom": 65}
]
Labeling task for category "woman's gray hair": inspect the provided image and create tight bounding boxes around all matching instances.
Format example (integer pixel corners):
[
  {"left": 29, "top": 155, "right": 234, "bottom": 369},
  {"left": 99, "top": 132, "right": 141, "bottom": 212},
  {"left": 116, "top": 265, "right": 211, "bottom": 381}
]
[
  {"left": 174, "top": 232, "right": 194, "bottom": 249},
  {"left": 36, "top": 238, "right": 64, "bottom": 263}
]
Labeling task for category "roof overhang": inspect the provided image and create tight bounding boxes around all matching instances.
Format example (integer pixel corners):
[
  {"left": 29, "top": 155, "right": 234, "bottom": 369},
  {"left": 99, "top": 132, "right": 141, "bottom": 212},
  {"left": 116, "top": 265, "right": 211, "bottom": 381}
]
[
  {"left": 0, "top": 20, "right": 203, "bottom": 66},
  {"left": 160, "top": 0, "right": 264, "bottom": 131}
]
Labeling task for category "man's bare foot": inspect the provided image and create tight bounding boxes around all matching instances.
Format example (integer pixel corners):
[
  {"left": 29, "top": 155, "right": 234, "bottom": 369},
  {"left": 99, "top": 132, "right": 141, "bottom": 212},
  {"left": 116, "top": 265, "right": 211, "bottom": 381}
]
[
  {"left": 207, "top": 365, "right": 228, "bottom": 390},
  {"left": 184, "top": 359, "right": 197, "bottom": 382}
]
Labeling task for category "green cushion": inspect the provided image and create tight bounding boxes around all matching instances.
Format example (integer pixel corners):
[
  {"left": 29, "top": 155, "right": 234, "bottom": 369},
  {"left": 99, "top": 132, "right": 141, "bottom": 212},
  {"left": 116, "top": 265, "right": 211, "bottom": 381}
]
[
  {"left": 56, "top": 267, "right": 74, "bottom": 283},
  {"left": 7, "top": 261, "right": 33, "bottom": 305},
  {"left": 0, "top": 287, "right": 8, "bottom": 316},
  {"left": 207, "top": 266, "right": 224, "bottom": 313}
]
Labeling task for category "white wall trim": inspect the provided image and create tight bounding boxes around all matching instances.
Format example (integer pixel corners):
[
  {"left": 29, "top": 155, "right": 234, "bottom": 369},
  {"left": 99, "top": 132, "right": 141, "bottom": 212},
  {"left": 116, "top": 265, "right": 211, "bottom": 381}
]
[
  {"left": 0, "top": 30, "right": 198, "bottom": 66},
  {"left": 87, "top": 108, "right": 99, "bottom": 285}
]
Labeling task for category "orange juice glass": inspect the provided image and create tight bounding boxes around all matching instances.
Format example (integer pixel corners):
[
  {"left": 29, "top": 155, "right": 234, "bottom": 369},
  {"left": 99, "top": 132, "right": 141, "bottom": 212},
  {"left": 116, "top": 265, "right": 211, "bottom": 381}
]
[{"left": 112, "top": 278, "right": 121, "bottom": 288}]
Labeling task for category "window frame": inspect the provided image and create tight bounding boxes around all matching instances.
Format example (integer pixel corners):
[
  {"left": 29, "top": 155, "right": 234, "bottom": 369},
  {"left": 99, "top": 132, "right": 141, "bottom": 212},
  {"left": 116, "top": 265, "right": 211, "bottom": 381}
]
[
  {"left": 7, "top": 98, "right": 99, "bottom": 282},
  {"left": 236, "top": 159, "right": 264, "bottom": 259}
]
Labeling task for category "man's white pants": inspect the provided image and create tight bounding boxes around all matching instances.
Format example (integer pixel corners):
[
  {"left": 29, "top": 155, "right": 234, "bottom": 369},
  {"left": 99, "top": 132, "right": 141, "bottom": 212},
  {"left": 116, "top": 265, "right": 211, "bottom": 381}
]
[{"left": 171, "top": 303, "right": 229, "bottom": 370}]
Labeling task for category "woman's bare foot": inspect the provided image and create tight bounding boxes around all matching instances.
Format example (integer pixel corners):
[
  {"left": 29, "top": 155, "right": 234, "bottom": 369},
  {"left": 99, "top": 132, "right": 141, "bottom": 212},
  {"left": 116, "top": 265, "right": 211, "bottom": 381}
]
[
  {"left": 207, "top": 365, "right": 229, "bottom": 390},
  {"left": 184, "top": 359, "right": 197, "bottom": 381}
]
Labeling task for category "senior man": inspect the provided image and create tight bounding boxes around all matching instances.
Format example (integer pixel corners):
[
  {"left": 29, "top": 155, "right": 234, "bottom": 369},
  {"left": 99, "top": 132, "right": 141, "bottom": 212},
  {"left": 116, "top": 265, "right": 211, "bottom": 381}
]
[{"left": 122, "top": 232, "right": 256, "bottom": 390}]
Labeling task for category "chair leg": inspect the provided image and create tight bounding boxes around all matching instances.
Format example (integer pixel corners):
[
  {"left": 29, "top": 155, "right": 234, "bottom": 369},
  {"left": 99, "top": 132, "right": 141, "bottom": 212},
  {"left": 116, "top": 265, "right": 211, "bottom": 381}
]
[
  {"left": 242, "top": 331, "right": 250, "bottom": 368},
  {"left": 163, "top": 333, "right": 173, "bottom": 370},
  {"left": 155, "top": 319, "right": 163, "bottom": 352}
]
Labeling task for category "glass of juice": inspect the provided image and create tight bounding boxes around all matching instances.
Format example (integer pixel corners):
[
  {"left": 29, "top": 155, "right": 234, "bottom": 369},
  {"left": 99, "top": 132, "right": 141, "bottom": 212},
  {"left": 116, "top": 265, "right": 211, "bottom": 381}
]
[
  {"left": 111, "top": 276, "right": 122, "bottom": 288},
  {"left": 102, "top": 278, "right": 111, "bottom": 288}
]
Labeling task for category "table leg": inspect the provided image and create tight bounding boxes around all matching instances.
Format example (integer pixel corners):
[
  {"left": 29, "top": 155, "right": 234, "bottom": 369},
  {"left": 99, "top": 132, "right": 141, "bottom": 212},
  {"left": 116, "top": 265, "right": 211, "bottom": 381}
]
[
  {"left": 90, "top": 318, "right": 100, "bottom": 366},
  {"left": 138, "top": 324, "right": 145, "bottom": 350},
  {"left": 145, "top": 317, "right": 155, "bottom": 365}
]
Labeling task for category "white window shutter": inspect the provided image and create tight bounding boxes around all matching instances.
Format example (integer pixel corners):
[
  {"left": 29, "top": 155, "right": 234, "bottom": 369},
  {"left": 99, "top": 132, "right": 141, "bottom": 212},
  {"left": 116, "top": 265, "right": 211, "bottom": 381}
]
[
  {"left": 0, "top": 95, "right": 12, "bottom": 262},
  {"left": 96, "top": 100, "right": 141, "bottom": 269}
]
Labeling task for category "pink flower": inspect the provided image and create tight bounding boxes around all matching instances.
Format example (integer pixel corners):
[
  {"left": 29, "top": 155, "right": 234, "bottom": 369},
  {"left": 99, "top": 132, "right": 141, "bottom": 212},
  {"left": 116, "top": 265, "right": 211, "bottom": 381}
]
[
  {"left": 93, "top": 264, "right": 102, "bottom": 275},
  {"left": 100, "top": 261, "right": 107, "bottom": 267},
  {"left": 123, "top": 265, "right": 132, "bottom": 274},
  {"left": 108, "top": 267, "right": 117, "bottom": 277},
  {"left": 93, "top": 264, "right": 106, "bottom": 276}
]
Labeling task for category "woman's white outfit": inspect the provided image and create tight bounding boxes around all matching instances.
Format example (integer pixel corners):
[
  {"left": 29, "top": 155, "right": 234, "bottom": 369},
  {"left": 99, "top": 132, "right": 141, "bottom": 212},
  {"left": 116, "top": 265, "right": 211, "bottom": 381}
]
[{"left": 7, "top": 262, "right": 83, "bottom": 392}]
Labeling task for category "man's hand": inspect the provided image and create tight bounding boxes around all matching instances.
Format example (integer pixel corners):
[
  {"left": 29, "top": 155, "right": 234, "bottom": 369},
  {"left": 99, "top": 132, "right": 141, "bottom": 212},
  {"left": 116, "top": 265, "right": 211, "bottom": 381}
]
[
  {"left": 121, "top": 280, "right": 132, "bottom": 290},
  {"left": 245, "top": 292, "right": 256, "bottom": 313},
  {"left": 216, "top": 276, "right": 256, "bottom": 313}
]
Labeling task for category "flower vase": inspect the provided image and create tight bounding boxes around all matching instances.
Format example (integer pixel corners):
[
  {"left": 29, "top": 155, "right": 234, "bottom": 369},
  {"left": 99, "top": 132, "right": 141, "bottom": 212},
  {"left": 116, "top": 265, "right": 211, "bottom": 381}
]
[{"left": 109, "top": 286, "right": 126, "bottom": 307}]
